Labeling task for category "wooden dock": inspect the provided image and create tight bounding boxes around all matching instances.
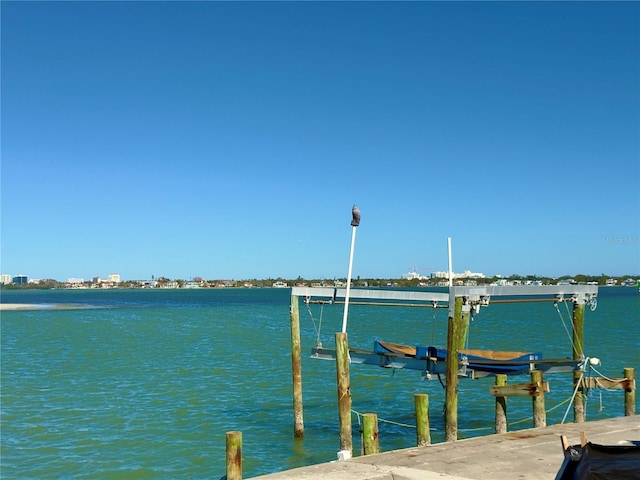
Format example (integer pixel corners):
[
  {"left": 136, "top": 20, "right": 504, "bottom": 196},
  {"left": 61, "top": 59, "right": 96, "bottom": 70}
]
[{"left": 249, "top": 416, "right": 639, "bottom": 480}]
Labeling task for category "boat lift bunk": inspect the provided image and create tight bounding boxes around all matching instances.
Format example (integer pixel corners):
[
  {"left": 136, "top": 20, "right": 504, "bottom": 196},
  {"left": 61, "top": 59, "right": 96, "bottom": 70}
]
[{"left": 295, "top": 284, "right": 598, "bottom": 380}]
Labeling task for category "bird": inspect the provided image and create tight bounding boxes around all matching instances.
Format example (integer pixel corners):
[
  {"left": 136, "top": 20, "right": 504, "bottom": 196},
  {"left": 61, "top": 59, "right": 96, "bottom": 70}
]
[{"left": 351, "top": 205, "right": 361, "bottom": 227}]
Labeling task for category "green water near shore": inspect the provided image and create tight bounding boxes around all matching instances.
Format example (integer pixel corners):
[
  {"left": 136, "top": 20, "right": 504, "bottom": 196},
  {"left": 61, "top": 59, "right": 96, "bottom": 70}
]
[{"left": 1, "top": 287, "right": 637, "bottom": 478}]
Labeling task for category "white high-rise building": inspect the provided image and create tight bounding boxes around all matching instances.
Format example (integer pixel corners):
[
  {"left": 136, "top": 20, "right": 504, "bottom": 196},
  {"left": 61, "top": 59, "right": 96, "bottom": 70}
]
[
  {"left": 0, "top": 274, "right": 13, "bottom": 285},
  {"left": 108, "top": 273, "right": 121, "bottom": 283},
  {"left": 431, "top": 270, "right": 485, "bottom": 279}
]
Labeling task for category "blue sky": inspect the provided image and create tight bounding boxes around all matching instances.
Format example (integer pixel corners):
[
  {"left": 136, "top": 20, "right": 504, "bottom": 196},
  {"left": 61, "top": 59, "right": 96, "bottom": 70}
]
[{"left": 2, "top": 1, "right": 638, "bottom": 281}]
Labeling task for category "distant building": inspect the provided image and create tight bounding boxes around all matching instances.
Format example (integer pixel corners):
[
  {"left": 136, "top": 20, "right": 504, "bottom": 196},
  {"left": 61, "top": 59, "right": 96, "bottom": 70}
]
[
  {"left": 109, "top": 273, "right": 121, "bottom": 283},
  {"left": 0, "top": 274, "right": 13, "bottom": 285},
  {"left": 431, "top": 270, "right": 485, "bottom": 280},
  {"left": 402, "top": 270, "right": 427, "bottom": 280},
  {"left": 67, "top": 278, "right": 84, "bottom": 284},
  {"left": 12, "top": 275, "right": 28, "bottom": 285}
]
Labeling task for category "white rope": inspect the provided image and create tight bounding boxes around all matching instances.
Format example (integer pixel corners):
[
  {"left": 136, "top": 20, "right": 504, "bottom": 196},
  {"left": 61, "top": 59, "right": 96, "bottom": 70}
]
[
  {"left": 306, "top": 301, "right": 324, "bottom": 348},
  {"left": 592, "top": 375, "right": 626, "bottom": 392},
  {"left": 561, "top": 368, "right": 586, "bottom": 424},
  {"left": 599, "top": 390, "right": 604, "bottom": 412},
  {"left": 588, "top": 364, "right": 618, "bottom": 383},
  {"left": 351, "top": 409, "right": 417, "bottom": 429}
]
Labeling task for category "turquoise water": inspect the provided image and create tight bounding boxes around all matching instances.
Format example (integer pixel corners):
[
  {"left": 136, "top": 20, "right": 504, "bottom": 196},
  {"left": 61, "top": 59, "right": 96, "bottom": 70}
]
[{"left": 1, "top": 287, "right": 638, "bottom": 478}]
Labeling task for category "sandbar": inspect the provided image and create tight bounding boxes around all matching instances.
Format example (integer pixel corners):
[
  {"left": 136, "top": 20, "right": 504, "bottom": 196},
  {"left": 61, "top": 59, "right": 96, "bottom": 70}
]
[
  {"left": 0, "top": 303, "right": 94, "bottom": 311},
  {"left": 0, "top": 303, "right": 56, "bottom": 311}
]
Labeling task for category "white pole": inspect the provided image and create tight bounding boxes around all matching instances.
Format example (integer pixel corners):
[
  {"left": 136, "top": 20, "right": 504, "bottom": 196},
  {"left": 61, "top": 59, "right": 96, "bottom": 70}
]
[
  {"left": 341, "top": 206, "right": 360, "bottom": 333},
  {"left": 447, "top": 237, "right": 453, "bottom": 288}
]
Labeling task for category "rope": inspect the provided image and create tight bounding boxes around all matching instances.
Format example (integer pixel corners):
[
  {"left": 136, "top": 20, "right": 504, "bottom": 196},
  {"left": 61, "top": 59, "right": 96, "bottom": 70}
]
[
  {"left": 459, "top": 425, "right": 493, "bottom": 433},
  {"left": 593, "top": 377, "right": 626, "bottom": 391},
  {"left": 306, "top": 301, "right": 324, "bottom": 348},
  {"left": 587, "top": 364, "right": 620, "bottom": 384},
  {"left": 554, "top": 301, "right": 581, "bottom": 356},
  {"left": 351, "top": 409, "right": 418, "bottom": 429},
  {"left": 504, "top": 395, "right": 575, "bottom": 428},
  {"left": 599, "top": 390, "right": 604, "bottom": 412},
  {"left": 351, "top": 386, "right": 589, "bottom": 434},
  {"left": 561, "top": 369, "right": 586, "bottom": 424}
]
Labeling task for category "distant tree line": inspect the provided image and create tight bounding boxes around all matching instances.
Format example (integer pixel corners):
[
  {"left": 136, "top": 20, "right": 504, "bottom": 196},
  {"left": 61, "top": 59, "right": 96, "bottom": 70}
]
[{"left": 1, "top": 273, "right": 637, "bottom": 290}]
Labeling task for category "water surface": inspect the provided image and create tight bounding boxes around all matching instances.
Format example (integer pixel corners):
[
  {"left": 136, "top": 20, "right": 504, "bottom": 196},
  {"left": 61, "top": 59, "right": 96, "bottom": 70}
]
[{"left": 1, "top": 287, "right": 637, "bottom": 478}]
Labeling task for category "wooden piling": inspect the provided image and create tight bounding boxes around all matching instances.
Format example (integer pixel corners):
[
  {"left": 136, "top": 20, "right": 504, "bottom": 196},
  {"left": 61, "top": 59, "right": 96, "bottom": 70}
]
[
  {"left": 495, "top": 374, "right": 507, "bottom": 434},
  {"left": 335, "top": 331, "right": 353, "bottom": 456},
  {"left": 290, "top": 295, "right": 304, "bottom": 438},
  {"left": 532, "top": 370, "right": 546, "bottom": 428},
  {"left": 414, "top": 393, "right": 431, "bottom": 446},
  {"left": 572, "top": 302, "right": 585, "bottom": 423},
  {"left": 624, "top": 367, "right": 635, "bottom": 416},
  {"left": 226, "top": 431, "right": 242, "bottom": 480},
  {"left": 445, "top": 296, "right": 468, "bottom": 442},
  {"left": 362, "top": 413, "right": 380, "bottom": 455}
]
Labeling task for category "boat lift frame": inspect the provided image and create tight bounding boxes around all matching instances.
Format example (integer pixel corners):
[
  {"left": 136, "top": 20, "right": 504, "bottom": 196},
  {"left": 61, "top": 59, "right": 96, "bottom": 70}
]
[
  {"left": 289, "top": 284, "right": 598, "bottom": 441},
  {"left": 296, "top": 285, "right": 597, "bottom": 377}
]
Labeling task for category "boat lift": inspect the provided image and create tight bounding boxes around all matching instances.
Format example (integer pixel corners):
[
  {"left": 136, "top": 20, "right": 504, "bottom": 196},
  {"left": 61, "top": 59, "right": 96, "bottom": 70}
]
[
  {"left": 289, "top": 283, "right": 599, "bottom": 442},
  {"left": 294, "top": 284, "right": 598, "bottom": 379}
]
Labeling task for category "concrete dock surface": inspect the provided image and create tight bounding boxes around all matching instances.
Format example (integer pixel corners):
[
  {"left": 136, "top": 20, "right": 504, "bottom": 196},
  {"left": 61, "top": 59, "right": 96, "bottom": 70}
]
[{"left": 251, "top": 416, "right": 639, "bottom": 480}]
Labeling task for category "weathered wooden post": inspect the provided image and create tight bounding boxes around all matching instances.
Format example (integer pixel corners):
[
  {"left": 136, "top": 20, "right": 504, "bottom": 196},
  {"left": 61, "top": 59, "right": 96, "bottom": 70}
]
[
  {"left": 624, "top": 367, "right": 636, "bottom": 416},
  {"left": 572, "top": 301, "right": 586, "bottom": 423},
  {"left": 445, "top": 295, "right": 468, "bottom": 442},
  {"left": 335, "top": 331, "right": 353, "bottom": 458},
  {"left": 491, "top": 376, "right": 549, "bottom": 428},
  {"left": 226, "top": 431, "right": 242, "bottom": 480},
  {"left": 414, "top": 393, "right": 431, "bottom": 446},
  {"left": 290, "top": 294, "right": 304, "bottom": 438},
  {"left": 362, "top": 413, "right": 380, "bottom": 455},
  {"left": 532, "top": 370, "right": 546, "bottom": 428},
  {"left": 495, "top": 374, "right": 508, "bottom": 434}
]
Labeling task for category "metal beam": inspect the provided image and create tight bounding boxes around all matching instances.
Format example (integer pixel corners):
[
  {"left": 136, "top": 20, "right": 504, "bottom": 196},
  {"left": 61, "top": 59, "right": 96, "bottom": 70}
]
[{"left": 291, "top": 287, "right": 449, "bottom": 304}]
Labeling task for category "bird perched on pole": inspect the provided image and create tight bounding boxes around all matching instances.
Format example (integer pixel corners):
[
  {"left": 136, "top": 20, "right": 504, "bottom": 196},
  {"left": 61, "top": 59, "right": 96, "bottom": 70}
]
[{"left": 351, "top": 205, "right": 360, "bottom": 227}]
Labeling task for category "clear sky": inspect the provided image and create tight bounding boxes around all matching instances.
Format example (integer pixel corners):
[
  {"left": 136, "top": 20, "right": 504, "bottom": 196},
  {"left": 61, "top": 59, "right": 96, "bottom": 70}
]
[{"left": 2, "top": 1, "right": 638, "bottom": 281}]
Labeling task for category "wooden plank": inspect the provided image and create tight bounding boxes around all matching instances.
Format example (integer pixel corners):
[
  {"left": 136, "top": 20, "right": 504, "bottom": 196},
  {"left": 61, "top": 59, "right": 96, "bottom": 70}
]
[
  {"left": 581, "top": 377, "right": 634, "bottom": 390},
  {"left": 580, "top": 431, "right": 588, "bottom": 447},
  {"left": 490, "top": 381, "right": 550, "bottom": 398}
]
